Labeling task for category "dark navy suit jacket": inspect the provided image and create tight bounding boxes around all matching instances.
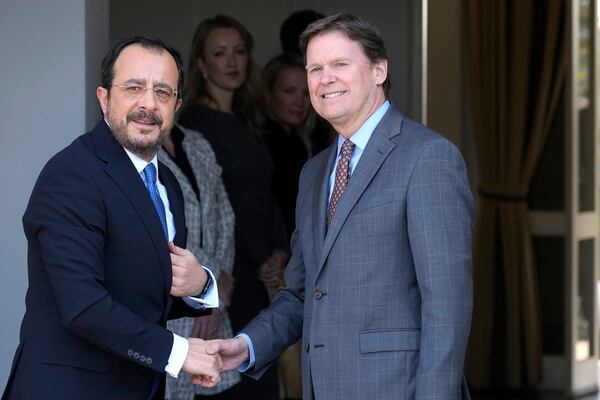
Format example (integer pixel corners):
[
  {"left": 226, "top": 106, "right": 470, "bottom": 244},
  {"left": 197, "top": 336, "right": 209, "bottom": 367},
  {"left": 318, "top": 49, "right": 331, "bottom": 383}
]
[{"left": 2, "top": 121, "right": 207, "bottom": 399}]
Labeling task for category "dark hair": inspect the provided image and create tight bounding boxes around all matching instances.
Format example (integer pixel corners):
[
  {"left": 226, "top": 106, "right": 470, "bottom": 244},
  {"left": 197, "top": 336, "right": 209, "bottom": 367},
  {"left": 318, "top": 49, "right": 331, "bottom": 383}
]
[
  {"left": 101, "top": 35, "right": 184, "bottom": 99},
  {"left": 279, "top": 9, "right": 325, "bottom": 54},
  {"left": 184, "top": 15, "right": 264, "bottom": 134},
  {"left": 299, "top": 13, "right": 390, "bottom": 96}
]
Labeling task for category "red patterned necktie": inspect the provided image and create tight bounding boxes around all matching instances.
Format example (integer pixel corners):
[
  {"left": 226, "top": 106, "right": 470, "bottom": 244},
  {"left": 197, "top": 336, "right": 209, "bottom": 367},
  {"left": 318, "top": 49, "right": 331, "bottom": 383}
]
[{"left": 327, "top": 139, "right": 356, "bottom": 226}]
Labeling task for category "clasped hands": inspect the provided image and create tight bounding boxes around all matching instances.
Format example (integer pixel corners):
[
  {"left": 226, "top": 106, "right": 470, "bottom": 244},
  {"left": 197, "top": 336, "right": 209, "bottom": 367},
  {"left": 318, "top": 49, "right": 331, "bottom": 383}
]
[{"left": 186, "top": 336, "right": 250, "bottom": 387}]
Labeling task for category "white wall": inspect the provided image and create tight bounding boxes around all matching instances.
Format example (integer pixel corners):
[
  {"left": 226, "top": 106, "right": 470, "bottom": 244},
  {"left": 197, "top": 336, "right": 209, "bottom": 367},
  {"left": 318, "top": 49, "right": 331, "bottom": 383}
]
[
  {"left": 0, "top": 0, "right": 108, "bottom": 389},
  {"left": 109, "top": 0, "right": 423, "bottom": 120}
]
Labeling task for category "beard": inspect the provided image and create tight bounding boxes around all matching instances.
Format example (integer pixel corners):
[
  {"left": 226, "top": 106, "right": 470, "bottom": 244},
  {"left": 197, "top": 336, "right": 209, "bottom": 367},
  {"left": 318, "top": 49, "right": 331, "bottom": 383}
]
[{"left": 107, "top": 102, "right": 170, "bottom": 160}]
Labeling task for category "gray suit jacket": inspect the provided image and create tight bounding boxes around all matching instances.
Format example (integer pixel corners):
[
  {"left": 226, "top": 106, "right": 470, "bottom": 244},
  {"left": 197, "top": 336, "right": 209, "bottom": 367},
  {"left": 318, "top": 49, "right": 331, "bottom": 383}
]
[{"left": 243, "top": 106, "right": 473, "bottom": 400}]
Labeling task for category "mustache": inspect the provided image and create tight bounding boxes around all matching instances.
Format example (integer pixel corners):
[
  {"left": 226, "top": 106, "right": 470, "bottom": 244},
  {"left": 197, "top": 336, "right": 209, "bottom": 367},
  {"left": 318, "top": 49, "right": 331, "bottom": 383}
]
[{"left": 127, "top": 109, "right": 162, "bottom": 125}]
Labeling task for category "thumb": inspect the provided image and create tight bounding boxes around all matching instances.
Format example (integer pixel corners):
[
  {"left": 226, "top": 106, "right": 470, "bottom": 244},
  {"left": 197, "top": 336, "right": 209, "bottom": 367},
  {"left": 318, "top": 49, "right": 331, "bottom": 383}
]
[
  {"left": 168, "top": 241, "right": 187, "bottom": 255},
  {"left": 206, "top": 340, "right": 224, "bottom": 355}
]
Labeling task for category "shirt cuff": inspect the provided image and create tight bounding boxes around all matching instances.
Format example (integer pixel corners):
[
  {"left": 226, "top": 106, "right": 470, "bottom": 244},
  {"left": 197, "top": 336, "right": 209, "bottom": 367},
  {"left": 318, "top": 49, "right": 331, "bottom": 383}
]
[
  {"left": 236, "top": 333, "right": 256, "bottom": 372},
  {"left": 183, "top": 266, "right": 219, "bottom": 309},
  {"left": 165, "top": 333, "right": 189, "bottom": 378}
]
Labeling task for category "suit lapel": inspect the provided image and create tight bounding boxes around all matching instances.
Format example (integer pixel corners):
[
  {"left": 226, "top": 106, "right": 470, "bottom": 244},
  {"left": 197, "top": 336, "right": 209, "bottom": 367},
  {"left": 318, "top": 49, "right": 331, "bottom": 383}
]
[
  {"left": 312, "top": 145, "right": 337, "bottom": 264},
  {"left": 91, "top": 122, "right": 171, "bottom": 291},
  {"left": 316, "top": 109, "right": 402, "bottom": 276}
]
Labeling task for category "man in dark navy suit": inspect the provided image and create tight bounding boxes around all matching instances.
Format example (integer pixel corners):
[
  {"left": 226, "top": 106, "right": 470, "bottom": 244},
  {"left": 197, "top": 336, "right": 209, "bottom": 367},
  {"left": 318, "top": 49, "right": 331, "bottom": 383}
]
[{"left": 2, "top": 36, "right": 222, "bottom": 399}]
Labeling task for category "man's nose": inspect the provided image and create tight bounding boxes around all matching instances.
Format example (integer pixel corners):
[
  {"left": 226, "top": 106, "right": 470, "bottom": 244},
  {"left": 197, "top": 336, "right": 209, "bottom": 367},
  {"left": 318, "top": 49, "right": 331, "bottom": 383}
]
[
  {"left": 320, "top": 66, "right": 335, "bottom": 84},
  {"left": 138, "top": 88, "right": 159, "bottom": 108}
]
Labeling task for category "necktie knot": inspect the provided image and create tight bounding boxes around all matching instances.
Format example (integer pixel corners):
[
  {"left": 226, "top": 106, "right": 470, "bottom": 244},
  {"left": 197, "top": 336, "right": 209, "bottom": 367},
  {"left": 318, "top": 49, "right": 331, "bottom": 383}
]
[
  {"left": 341, "top": 139, "right": 355, "bottom": 159},
  {"left": 143, "top": 163, "right": 157, "bottom": 185}
]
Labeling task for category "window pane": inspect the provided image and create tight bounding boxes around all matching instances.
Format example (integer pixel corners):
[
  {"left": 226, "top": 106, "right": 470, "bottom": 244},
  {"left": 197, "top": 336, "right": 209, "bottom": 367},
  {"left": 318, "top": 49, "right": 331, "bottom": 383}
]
[
  {"left": 578, "top": 0, "right": 595, "bottom": 211},
  {"left": 576, "top": 238, "right": 595, "bottom": 360}
]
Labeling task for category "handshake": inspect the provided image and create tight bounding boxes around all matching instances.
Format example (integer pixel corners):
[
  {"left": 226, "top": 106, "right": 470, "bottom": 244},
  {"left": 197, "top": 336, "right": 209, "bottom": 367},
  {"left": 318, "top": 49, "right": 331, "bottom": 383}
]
[{"left": 181, "top": 336, "right": 250, "bottom": 387}]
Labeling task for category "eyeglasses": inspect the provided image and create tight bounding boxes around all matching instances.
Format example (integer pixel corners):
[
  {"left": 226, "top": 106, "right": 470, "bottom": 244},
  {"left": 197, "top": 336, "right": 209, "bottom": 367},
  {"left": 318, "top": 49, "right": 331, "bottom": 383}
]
[{"left": 111, "top": 83, "right": 178, "bottom": 103}]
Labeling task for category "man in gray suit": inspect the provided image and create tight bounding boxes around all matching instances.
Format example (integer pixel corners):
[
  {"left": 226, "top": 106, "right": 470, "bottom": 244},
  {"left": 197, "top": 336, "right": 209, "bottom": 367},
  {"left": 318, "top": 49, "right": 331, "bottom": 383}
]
[{"left": 202, "top": 14, "right": 473, "bottom": 400}]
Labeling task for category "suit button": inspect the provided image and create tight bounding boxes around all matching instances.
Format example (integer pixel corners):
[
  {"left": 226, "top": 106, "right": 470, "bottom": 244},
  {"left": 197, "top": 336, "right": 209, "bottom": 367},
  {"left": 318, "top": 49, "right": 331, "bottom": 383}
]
[
  {"left": 305, "top": 343, "right": 310, "bottom": 352},
  {"left": 314, "top": 290, "right": 323, "bottom": 300},
  {"left": 146, "top": 357, "right": 153, "bottom": 365},
  {"left": 127, "top": 349, "right": 134, "bottom": 357},
  {"left": 134, "top": 352, "right": 140, "bottom": 360},
  {"left": 140, "top": 355, "right": 146, "bottom": 362}
]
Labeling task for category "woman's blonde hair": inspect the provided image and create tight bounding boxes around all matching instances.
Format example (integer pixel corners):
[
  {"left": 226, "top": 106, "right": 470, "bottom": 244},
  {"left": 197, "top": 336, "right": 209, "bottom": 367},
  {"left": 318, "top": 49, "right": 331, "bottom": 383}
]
[{"left": 185, "top": 15, "right": 265, "bottom": 134}]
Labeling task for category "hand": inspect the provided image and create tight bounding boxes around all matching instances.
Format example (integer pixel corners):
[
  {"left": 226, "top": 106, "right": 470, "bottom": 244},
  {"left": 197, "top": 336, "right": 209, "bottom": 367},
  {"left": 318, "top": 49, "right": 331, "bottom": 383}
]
[
  {"left": 258, "top": 250, "right": 287, "bottom": 289},
  {"left": 191, "top": 309, "right": 221, "bottom": 340},
  {"left": 204, "top": 337, "right": 249, "bottom": 372},
  {"left": 169, "top": 242, "right": 207, "bottom": 297},
  {"left": 182, "top": 338, "right": 222, "bottom": 388},
  {"left": 217, "top": 272, "right": 235, "bottom": 307},
  {"left": 258, "top": 250, "right": 288, "bottom": 300},
  {"left": 271, "top": 249, "right": 288, "bottom": 268}
]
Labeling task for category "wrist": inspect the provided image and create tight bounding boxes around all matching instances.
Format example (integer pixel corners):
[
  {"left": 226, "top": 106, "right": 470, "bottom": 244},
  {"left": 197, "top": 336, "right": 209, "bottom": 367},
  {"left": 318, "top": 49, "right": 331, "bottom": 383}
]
[{"left": 198, "top": 273, "right": 213, "bottom": 298}]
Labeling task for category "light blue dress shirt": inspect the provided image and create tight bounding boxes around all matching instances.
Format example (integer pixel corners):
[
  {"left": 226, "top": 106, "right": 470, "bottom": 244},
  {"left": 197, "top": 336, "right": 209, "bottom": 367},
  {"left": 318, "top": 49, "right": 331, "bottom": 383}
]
[{"left": 327, "top": 101, "right": 390, "bottom": 200}]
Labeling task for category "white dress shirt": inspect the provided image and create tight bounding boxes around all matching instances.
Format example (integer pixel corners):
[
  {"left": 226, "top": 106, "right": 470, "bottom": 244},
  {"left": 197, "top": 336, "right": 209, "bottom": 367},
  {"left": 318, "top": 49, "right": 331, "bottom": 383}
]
[{"left": 122, "top": 147, "right": 218, "bottom": 378}]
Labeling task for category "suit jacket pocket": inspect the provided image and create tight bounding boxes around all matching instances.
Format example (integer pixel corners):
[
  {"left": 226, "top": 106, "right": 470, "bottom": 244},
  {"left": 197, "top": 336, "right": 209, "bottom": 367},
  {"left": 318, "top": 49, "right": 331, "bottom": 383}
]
[
  {"left": 359, "top": 328, "right": 420, "bottom": 353},
  {"left": 353, "top": 195, "right": 394, "bottom": 213},
  {"left": 42, "top": 340, "right": 113, "bottom": 372}
]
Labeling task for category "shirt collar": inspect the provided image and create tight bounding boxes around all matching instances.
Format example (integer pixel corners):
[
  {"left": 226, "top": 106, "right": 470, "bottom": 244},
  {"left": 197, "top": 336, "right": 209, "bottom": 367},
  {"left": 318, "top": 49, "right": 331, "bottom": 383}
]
[
  {"left": 336, "top": 100, "right": 390, "bottom": 153},
  {"left": 123, "top": 147, "right": 159, "bottom": 176}
]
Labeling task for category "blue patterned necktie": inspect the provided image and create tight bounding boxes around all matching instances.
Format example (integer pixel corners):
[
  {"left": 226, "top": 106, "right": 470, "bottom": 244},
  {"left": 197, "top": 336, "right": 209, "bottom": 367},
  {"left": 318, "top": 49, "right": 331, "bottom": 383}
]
[{"left": 142, "top": 163, "right": 168, "bottom": 239}]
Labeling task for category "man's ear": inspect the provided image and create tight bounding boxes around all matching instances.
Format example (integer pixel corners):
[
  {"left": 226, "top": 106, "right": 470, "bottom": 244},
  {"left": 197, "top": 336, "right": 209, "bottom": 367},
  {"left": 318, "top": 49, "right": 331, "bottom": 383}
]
[
  {"left": 97, "top": 86, "right": 109, "bottom": 117},
  {"left": 374, "top": 59, "right": 388, "bottom": 86},
  {"left": 175, "top": 98, "right": 182, "bottom": 113}
]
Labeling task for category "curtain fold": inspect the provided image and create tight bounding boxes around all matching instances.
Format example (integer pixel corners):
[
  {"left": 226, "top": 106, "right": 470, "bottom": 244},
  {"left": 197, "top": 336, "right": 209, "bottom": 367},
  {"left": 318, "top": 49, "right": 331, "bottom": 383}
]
[{"left": 466, "top": 0, "right": 566, "bottom": 388}]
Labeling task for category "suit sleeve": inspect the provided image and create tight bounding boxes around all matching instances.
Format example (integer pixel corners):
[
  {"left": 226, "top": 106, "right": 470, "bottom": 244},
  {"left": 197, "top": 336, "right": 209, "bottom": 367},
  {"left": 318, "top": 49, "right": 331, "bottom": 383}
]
[
  {"left": 241, "top": 163, "right": 310, "bottom": 378},
  {"left": 24, "top": 155, "right": 174, "bottom": 373},
  {"left": 406, "top": 138, "right": 473, "bottom": 399},
  {"left": 243, "top": 227, "right": 305, "bottom": 379}
]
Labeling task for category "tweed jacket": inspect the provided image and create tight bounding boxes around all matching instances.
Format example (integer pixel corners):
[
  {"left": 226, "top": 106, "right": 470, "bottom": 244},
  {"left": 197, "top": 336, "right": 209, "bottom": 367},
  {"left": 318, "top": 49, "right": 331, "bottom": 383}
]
[{"left": 160, "top": 125, "right": 240, "bottom": 398}]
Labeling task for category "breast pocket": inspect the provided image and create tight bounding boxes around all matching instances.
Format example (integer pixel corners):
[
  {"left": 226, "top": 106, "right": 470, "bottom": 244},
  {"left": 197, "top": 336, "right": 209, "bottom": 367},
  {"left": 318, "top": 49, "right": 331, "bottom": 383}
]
[{"left": 351, "top": 196, "right": 397, "bottom": 238}]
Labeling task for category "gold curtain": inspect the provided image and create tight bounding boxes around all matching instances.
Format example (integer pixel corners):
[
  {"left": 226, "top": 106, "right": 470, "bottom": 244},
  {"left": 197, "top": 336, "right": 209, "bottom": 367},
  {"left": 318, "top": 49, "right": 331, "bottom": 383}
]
[{"left": 466, "top": 0, "right": 566, "bottom": 388}]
